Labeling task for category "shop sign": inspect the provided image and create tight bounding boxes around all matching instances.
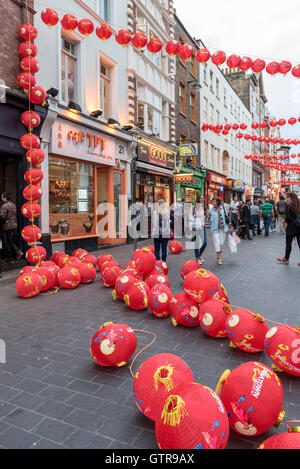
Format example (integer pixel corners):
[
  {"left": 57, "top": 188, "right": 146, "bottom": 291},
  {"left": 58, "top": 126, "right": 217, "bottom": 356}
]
[
  {"left": 137, "top": 139, "right": 175, "bottom": 169},
  {"left": 179, "top": 143, "right": 198, "bottom": 157},
  {"left": 208, "top": 183, "right": 222, "bottom": 190},
  {"left": 51, "top": 118, "right": 116, "bottom": 166},
  {"left": 175, "top": 173, "right": 194, "bottom": 184},
  {"left": 205, "top": 173, "right": 227, "bottom": 185},
  {"left": 233, "top": 179, "right": 243, "bottom": 189}
]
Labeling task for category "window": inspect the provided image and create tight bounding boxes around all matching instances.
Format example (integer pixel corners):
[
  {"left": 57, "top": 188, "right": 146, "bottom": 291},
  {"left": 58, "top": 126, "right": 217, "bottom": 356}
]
[
  {"left": 210, "top": 70, "right": 214, "bottom": 91},
  {"left": 191, "top": 55, "right": 197, "bottom": 77},
  {"left": 100, "top": 60, "right": 111, "bottom": 120},
  {"left": 224, "top": 88, "right": 227, "bottom": 107},
  {"left": 216, "top": 78, "right": 220, "bottom": 98},
  {"left": 203, "top": 96, "right": 208, "bottom": 122},
  {"left": 61, "top": 38, "right": 77, "bottom": 104},
  {"left": 210, "top": 103, "right": 214, "bottom": 123},
  {"left": 216, "top": 110, "right": 220, "bottom": 125},
  {"left": 179, "top": 82, "right": 186, "bottom": 115},
  {"left": 203, "top": 63, "right": 208, "bottom": 84},
  {"left": 210, "top": 144, "right": 215, "bottom": 169},
  {"left": 138, "top": 103, "right": 145, "bottom": 130},
  {"left": 190, "top": 93, "right": 196, "bottom": 122},
  {"left": 203, "top": 140, "right": 208, "bottom": 167},
  {"left": 97, "top": 0, "right": 109, "bottom": 22}
]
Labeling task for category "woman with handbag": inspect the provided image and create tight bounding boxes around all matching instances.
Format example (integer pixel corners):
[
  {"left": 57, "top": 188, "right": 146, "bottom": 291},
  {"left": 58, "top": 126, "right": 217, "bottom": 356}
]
[
  {"left": 208, "top": 197, "right": 231, "bottom": 265},
  {"left": 192, "top": 194, "right": 207, "bottom": 265},
  {"left": 277, "top": 192, "right": 300, "bottom": 265},
  {"left": 152, "top": 199, "right": 174, "bottom": 262}
]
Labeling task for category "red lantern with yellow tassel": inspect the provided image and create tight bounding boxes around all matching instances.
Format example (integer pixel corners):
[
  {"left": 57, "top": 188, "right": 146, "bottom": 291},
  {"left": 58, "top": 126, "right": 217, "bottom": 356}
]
[
  {"left": 19, "top": 42, "right": 38, "bottom": 58},
  {"left": 20, "top": 133, "right": 40, "bottom": 150},
  {"left": 183, "top": 268, "right": 223, "bottom": 303},
  {"left": 131, "top": 247, "right": 156, "bottom": 277},
  {"left": 35, "top": 267, "right": 55, "bottom": 292},
  {"left": 96, "top": 23, "right": 112, "bottom": 40},
  {"left": 81, "top": 253, "right": 97, "bottom": 267},
  {"left": 96, "top": 253, "right": 113, "bottom": 268},
  {"left": 292, "top": 65, "right": 300, "bottom": 78},
  {"left": 148, "top": 284, "right": 173, "bottom": 318},
  {"left": 21, "top": 202, "right": 41, "bottom": 221},
  {"left": 145, "top": 273, "right": 170, "bottom": 290},
  {"left": 17, "top": 72, "right": 36, "bottom": 91},
  {"left": 78, "top": 19, "right": 95, "bottom": 37},
  {"left": 155, "top": 260, "right": 168, "bottom": 275},
  {"left": 180, "top": 260, "right": 200, "bottom": 280},
  {"left": 73, "top": 248, "right": 88, "bottom": 260},
  {"left": 112, "top": 272, "right": 137, "bottom": 301},
  {"left": 90, "top": 322, "right": 137, "bottom": 367},
  {"left": 227, "top": 54, "right": 241, "bottom": 71},
  {"left": 21, "top": 224, "right": 42, "bottom": 244},
  {"left": 156, "top": 382, "right": 229, "bottom": 449},
  {"left": 16, "top": 272, "right": 42, "bottom": 298},
  {"left": 147, "top": 37, "right": 163, "bottom": 54},
  {"left": 251, "top": 58, "right": 266, "bottom": 73},
  {"left": 61, "top": 14, "right": 78, "bottom": 32},
  {"left": 102, "top": 266, "right": 123, "bottom": 287},
  {"left": 100, "top": 259, "right": 121, "bottom": 273},
  {"left": 195, "top": 48, "right": 211, "bottom": 64},
  {"left": 168, "top": 240, "right": 183, "bottom": 254},
  {"left": 264, "top": 324, "right": 300, "bottom": 377},
  {"left": 58, "top": 266, "right": 81, "bottom": 289},
  {"left": 124, "top": 281, "right": 149, "bottom": 311},
  {"left": 24, "top": 168, "right": 44, "bottom": 184},
  {"left": 41, "top": 8, "right": 59, "bottom": 27},
  {"left": 77, "top": 262, "right": 97, "bottom": 284},
  {"left": 132, "top": 31, "right": 148, "bottom": 50},
  {"left": 21, "top": 111, "right": 41, "bottom": 130},
  {"left": 20, "top": 57, "right": 40, "bottom": 74},
  {"left": 165, "top": 40, "right": 181, "bottom": 56},
  {"left": 178, "top": 44, "right": 194, "bottom": 62},
  {"left": 19, "top": 23, "right": 38, "bottom": 41},
  {"left": 26, "top": 245, "right": 46, "bottom": 264},
  {"left": 23, "top": 184, "right": 43, "bottom": 202},
  {"left": 216, "top": 361, "right": 285, "bottom": 437},
  {"left": 225, "top": 308, "right": 269, "bottom": 353},
  {"left": 29, "top": 86, "right": 47, "bottom": 105},
  {"left": 25, "top": 148, "right": 45, "bottom": 165},
  {"left": 258, "top": 421, "right": 300, "bottom": 449},
  {"left": 239, "top": 56, "right": 253, "bottom": 71},
  {"left": 133, "top": 353, "right": 195, "bottom": 421},
  {"left": 211, "top": 51, "right": 226, "bottom": 66},
  {"left": 170, "top": 293, "right": 200, "bottom": 328},
  {"left": 200, "top": 299, "right": 232, "bottom": 338},
  {"left": 115, "top": 29, "right": 132, "bottom": 46}
]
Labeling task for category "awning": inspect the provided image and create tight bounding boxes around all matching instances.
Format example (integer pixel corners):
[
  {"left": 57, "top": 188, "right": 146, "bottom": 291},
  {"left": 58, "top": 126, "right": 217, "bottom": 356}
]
[{"left": 136, "top": 161, "right": 174, "bottom": 177}]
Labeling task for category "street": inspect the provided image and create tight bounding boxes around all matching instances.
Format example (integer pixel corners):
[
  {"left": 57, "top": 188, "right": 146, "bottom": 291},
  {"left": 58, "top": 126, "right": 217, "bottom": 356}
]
[{"left": 0, "top": 230, "right": 299, "bottom": 449}]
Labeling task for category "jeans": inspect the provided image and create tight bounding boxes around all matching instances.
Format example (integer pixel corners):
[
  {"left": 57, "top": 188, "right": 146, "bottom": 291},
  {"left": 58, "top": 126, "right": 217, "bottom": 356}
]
[
  {"left": 263, "top": 214, "right": 272, "bottom": 236},
  {"left": 194, "top": 227, "right": 207, "bottom": 259},
  {"left": 154, "top": 237, "right": 169, "bottom": 261},
  {"left": 231, "top": 212, "right": 239, "bottom": 230},
  {"left": 250, "top": 215, "right": 260, "bottom": 235},
  {"left": 1, "top": 229, "right": 21, "bottom": 261},
  {"left": 278, "top": 214, "right": 286, "bottom": 233}
]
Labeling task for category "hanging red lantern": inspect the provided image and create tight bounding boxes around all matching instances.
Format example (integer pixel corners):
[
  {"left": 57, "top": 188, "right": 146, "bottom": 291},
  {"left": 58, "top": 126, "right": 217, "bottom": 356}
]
[
  {"left": 29, "top": 86, "right": 47, "bottom": 105},
  {"left": 225, "top": 309, "right": 269, "bottom": 353},
  {"left": 77, "top": 262, "right": 97, "bottom": 284},
  {"left": 251, "top": 58, "right": 266, "bottom": 73},
  {"left": 292, "top": 65, "right": 300, "bottom": 78},
  {"left": 156, "top": 382, "right": 229, "bottom": 449},
  {"left": 16, "top": 272, "right": 42, "bottom": 298},
  {"left": 21, "top": 224, "right": 42, "bottom": 244},
  {"left": 279, "top": 60, "right": 292, "bottom": 75},
  {"left": 61, "top": 14, "right": 78, "bottom": 32},
  {"left": 23, "top": 184, "right": 43, "bottom": 202},
  {"left": 132, "top": 31, "right": 148, "bottom": 50},
  {"left": 251, "top": 122, "right": 259, "bottom": 130},
  {"left": 251, "top": 135, "right": 257, "bottom": 141},
  {"left": 133, "top": 353, "right": 195, "bottom": 421},
  {"left": 211, "top": 51, "right": 226, "bottom": 66},
  {"left": 155, "top": 260, "right": 168, "bottom": 275},
  {"left": 25, "top": 148, "right": 45, "bottom": 165},
  {"left": 278, "top": 118, "right": 286, "bottom": 126},
  {"left": 170, "top": 293, "right": 200, "bottom": 328},
  {"left": 20, "top": 133, "right": 40, "bottom": 150},
  {"left": 239, "top": 56, "right": 253, "bottom": 71},
  {"left": 102, "top": 266, "right": 123, "bottom": 287},
  {"left": 236, "top": 132, "right": 243, "bottom": 139},
  {"left": 26, "top": 245, "right": 47, "bottom": 264},
  {"left": 178, "top": 44, "right": 194, "bottom": 62},
  {"left": 200, "top": 299, "right": 232, "bottom": 338},
  {"left": 112, "top": 272, "right": 137, "bottom": 301},
  {"left": 165, "top": 40, "right": 181, "bottom": 56},
  {"left": 202, "top": 124, "right": 209, "bottom": 132},
  {"left": 183, "top": 268, "right": 223, "bottom": 303},
  {"left": 96, "top": 253, "right": 113, "bottom": 268},
  {"left": 195, "top": 48, "right": 211, "bottom": 64},
  {"left": 21, "top": 111, "right": 41, "bottom": 130},
  {"left": 124, "top": 281, "right": 149, "bottom": 310},
  {"left": 21, "top": 202, "right": 41, "bottom": 221},
  {"left": 115, "top": 29, "right": 132, "bottom": 46},
  {"left": 147, "top": 37, "right": 163, "bottom": 54},
  {"left": 244, "top": 133, "right": 251, "bottom": 140},
  {"left": 24, "top": 168, "right": 44, "bottom": 184},
  {"left": 148, "top": 284, "right": 173, "bottom": 318},
  {"left": 20, "top": 57, "right": 40, "bottom": 74},
  {"left": 216, "top": 361, "right": 285, "bottom": 437},
  {"left": 258, "top": 136, "right": 265, "bottom": 143},
  {"left": 19, "top": 42, "right": 38, "bottom": 58},
  {"left": 41, "top": 8, "right": 59, "bottom": 27},
  {"left": 264, "top": 324, "right": 300, "bottom": 377},
  {"left": 19, "top": 24, "right": 38, "bottom": 41},
  {"left": 240, "top": 123, "right": 247, "bottom": 130},
  {"left": 90, "top": 322, "right": 137, "bottom": 367},
  {"left": 131, "top": 247, "right": 156, "bottom": 277},
  {"left": 260, "top": 121, "right": 267, "bottom": 129},
  {"left": 180, "top": 260, "right": 200, "bottom": 280},
  {"left": 169, "top": 240, "right": 183, "bottom": 254},
  {"left": 232, "top": 123, "right": 239, "bottom": 131},
  {"left": 58, "top": 266, "right": 81, "bottom": 289},
  {"left": 96, "top": 23, "right": 112, "bottom": 40},
  {"left": 17, "top": 72, "right": 36, "bottom": 91},
  {"left": 145, "top": 273, "right": 170, "bottom": 290},
  {"left": 78, "top": 19, "right": 94, "bottom": 37},
  {"left": 227, "top": 54, "right": 241, "bottom": 71},
  {"left": 81, "top": 253, "right": 97, "bottom": 267},
  {"left": 258, "top": 422, "right": 300, "bottom": 449},
  {"left": 269, "top": 119, "right": 278, "bottom": 127},
  {"left": 35, "top": 267, "right": 55, "bottom": 292},
  {"left": 266, "top": 61, "right": 280, "bottom": 76}
]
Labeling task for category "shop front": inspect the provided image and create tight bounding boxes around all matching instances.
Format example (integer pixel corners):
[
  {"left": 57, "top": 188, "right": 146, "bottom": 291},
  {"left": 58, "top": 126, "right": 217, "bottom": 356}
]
[
  {"left": 204, "top": 171, "right": 227, "bottom": 206},
  {"left": 224, "top": 178, "right": 246, "bottom": 202},
  {"left": 174, "top": 167, "right": 206, "bottom": 204}
]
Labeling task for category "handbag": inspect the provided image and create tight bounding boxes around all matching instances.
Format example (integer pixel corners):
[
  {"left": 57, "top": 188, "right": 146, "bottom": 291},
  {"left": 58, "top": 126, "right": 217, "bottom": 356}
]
[
  {"left": 222, "top": 206, "right": 230, "bottom": 225},
  {"left": 228, "top": 233, "right": 237, "bottom": 253},
  {"left": 232, "top": 232, "right": 241, "bottom": 245}
]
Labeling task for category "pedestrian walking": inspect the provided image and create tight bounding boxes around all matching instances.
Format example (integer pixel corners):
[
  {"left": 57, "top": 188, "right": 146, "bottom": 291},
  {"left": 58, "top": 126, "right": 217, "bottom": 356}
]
[
  {"left": 259, "top": 198, "right": 275, "bottom": 237},
  {"left": 229, "top": 196, "right": 240, "bottom": 230},
  {"left": 208, "top": 197, "right": 231, "bottom": 265},
  {"left": 152, "top": 199, "right": 174, "bottom": 262},
  {"left": 191, "top": 194, "right": 207, "bottom": 265},
  {"left": 270, "top": 199, "right": 277, "bottom": 232},
  {"left": 277, "top": 192, "right": 300, "bottom": 265},
  {"left": 276, "top": 195, "right": 288, "bottom": 234},
  {"left": 250, "top": 200, "right": 260, "bottom": 236},
  {"left": 0, "top": 192, "right": 23, "bottom": 264},
  {"left": 174, "top": 198, "right": 185, "bottom": 246},
  {"left": 240, "top": 198, "right": 253, "bottom": 240}
]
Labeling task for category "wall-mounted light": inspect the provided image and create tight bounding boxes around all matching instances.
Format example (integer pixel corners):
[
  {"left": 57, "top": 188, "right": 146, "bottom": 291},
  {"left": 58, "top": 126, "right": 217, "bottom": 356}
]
[
  {"left": 68, "top": 100, "right": 82, "bottom": 113},
  {"left": 107, "top": 118, "right": 120, "bottom": 127},
  {"left": 90, "top": 109, "right": 103, "bottom": 119},
  {"left": 47, "top": 87, "right": 59, "bottom": 97},
  {"left": 122, "top": 123, "right": 135, "bottom": 131}
]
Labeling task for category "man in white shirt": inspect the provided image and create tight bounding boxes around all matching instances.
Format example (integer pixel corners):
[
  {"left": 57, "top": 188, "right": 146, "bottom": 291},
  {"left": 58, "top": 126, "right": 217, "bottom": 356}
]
[{"left": 229, "top": 196, "right": 240, "bottom": 230}]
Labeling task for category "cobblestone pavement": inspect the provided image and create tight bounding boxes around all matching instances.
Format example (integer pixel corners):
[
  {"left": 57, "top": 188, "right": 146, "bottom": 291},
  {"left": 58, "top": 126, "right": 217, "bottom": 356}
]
[{"left": 0, "top": 229, "right": 299, "bottom": 449}]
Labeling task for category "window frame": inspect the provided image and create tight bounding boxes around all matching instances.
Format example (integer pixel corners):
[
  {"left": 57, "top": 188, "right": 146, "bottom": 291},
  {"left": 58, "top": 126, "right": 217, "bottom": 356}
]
[{"left": 61, "top": 37, "right": 78, "bottom": 105}]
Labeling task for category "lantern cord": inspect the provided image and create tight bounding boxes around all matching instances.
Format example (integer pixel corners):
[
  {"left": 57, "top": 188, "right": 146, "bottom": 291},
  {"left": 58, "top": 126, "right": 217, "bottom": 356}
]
[
  {"left": 285, "top": 420, "right": 300, "bottom": 428},
  {"left": 129, "top": 330, "right": 157, "bottom": 379},
  {"left": 40, "top": 286, "right": 60, "bottom": 296}
]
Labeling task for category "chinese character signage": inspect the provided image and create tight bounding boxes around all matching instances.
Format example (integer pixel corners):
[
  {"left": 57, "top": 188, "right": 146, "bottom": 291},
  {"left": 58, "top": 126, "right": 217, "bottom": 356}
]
[{"left": 137, "top": 139, "right": 175, "bottom": 169}]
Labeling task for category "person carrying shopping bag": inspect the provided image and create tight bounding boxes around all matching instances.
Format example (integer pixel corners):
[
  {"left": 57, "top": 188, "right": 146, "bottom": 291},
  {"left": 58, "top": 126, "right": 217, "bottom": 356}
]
[{"left": 207, "top": 197, "right": 232, "bottom": 265}]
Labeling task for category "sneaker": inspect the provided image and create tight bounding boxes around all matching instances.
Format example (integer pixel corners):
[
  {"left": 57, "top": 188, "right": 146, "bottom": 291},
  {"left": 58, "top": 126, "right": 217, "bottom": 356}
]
[
  {"left": 16, "top": 251, "right": 23, "bottom": 261},
  {"left": 277, "top": 258, "right": 289, "bottom": 265}
]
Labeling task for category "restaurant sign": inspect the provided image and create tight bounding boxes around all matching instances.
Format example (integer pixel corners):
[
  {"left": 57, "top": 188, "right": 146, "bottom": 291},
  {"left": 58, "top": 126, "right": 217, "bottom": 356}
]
[{"left": 137, "top": 139, "right": 175, "bottom": 169}]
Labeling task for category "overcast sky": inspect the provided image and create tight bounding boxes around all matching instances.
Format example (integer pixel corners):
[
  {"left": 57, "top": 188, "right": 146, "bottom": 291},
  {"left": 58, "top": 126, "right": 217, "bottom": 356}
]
[{"left": 174, "top": 0, "right": 300, "bottom": 142}]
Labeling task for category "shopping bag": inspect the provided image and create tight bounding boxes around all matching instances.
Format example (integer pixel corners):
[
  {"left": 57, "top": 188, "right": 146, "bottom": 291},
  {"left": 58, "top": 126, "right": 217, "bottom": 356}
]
[
  {"left": 228, "top": 233, "right": 237, "bottom": 253},
  {"left": 232, "top": 232, "right": 241, "bottom": 246}
]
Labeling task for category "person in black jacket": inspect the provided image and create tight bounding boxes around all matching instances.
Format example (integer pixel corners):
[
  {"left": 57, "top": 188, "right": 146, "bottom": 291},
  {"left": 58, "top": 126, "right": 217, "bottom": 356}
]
[
  {"left": 277, "top": 192, "right": 300, "bottom": 265},
  {"left": 240, "top": 198, "right": 253, "bottom": 240}
]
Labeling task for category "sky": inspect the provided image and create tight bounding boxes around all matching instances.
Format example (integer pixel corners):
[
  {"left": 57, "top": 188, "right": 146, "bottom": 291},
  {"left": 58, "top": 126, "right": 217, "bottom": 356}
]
[{"left": 174, "top": 0, "right": 300, "bottom": 142}]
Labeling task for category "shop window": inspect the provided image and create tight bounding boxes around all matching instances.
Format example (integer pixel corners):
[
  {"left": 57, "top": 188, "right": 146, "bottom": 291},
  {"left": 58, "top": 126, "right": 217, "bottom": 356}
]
[
  {"left": 137, "top": 102, "right": 145, "bottom": 131},
  {"left": 137, "top": 101, "right": 161, "bottom": 137},
  {"left": 61, "top": 38, "right": 77, "bottom": 104},
  {"left": 179, "top": 82, "right": 186, "bottom": 115},
  {"left": 100, "top": 59, "right": 112, "bottom": 120}
]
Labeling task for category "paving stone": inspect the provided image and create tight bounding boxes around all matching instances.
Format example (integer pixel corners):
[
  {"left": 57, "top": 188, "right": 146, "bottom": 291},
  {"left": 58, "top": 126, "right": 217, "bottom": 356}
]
[
  {"left": 0, "top": 427, "right": 41, "bottom": 449},
  {"left": 63, "top": 428, "right": 112, "bottom": 449},
  {"left": 9, "top": 392, "right": 47, "bottom": 411},
  {"left": 37, "top": 385, "right": 75, "bottom": 403},
  {"left": 64, "top": 408, "right": 106, "bottom": 433},
  {"left": 35, "top": 400, "right": 75, "bottom": 420},
  {"left": 3, "top": 408, "right": 45, "bottom": 431},
  {"left": 64, "top": 393, "right": 104, "bottom": 412},
  {"left": 30, "top": 417, "right": 76, "bottom": 444}
]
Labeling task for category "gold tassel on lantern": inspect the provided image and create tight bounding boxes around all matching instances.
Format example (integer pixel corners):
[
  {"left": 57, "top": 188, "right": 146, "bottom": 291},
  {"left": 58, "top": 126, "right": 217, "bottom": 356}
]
[
  {"left": 161, "top": 395, "right": 188, "bottom": 427},
  {"left": 154, "top": 365, "right": 175, "bottom": 392}
]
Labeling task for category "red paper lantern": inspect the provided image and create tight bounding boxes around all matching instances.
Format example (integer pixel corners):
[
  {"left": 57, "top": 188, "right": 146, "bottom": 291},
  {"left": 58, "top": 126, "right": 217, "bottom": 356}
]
[
  {"left": 179, "top": 44, "right": 194, "bottom": 61},
  {"left": 102, "top": 266, "right": 123, "bottom": 287},
  {"left": 19, "top": 23, "right": 38, "bottom": 41},
  {"left": 41, "top": 8, "right": 59, "bottom": 27},
  {"left": 131, "top": 247, "right": 156, "bottom": 276},
  {"left": 96, "top": 23, "right": 112, "bottom": 40},
  {"left": 269, "top": 119, "right": 277, "bottom": 127},
  {"left": 58, "top": 266, "right": 81, "bottom": 289},
  {"left": 21, "top": 111, "right": 41, "bottom": 130},
  {"left": 77, "top": 262, "right": 97, "bottom": 284},
  {"left": 121, "top": 267, "right": 142, "bottom": 280},
  {"left": 170, "top": 293, "right": 200, "bottom": 328},
  {"left": 64, "top": 256, "right": 81, "bottom": 268},
  {"left": 211, "top": 51, "right": 226, "bottom": 66},
  {"left": 165, "top": 40, "right": 181, "bottom": 56},
  {"left": 169, "top": 240, "right": 183, "bottom": 254},
  {"left": 21, "top": 224, "right": 42, "bottom": 244},
  {"left": 258, "top": 423, "right": 300, "bottom": 449},
  {"left": 20, "top": 133, "right": 40, "bottom": 150},
  {"left": 96, "top": 253, "right": 113, "bottom": 268},
  {"left": 78, "top": 19, "right": 95, "bottom": 36},
  {"left": 195, "top": 48, "right": 211, "bottom": 64},
  {"left": 17, "top": 72, "right": 36, "bottom": 92},
  {"left": 260, "top": 121, "right": 267, "bottom": 129},
  {"left": 200, "top": 299, "right": 232, "bottom": 338},
  {"left": 100, "top": 259, "right": 121, "bottom": 273},
  {"left": 292, "top": 65, "right": 300, "bottom": 78},
  {"left": 240, "top": 123, "right": 247, "bottom": 130},
  {"left": 266, "top": 61, "right": 280, "bottom": 76},
  {"left": 264, "top": 324, "right": 300, "bottom": 377},
  {"left": 35, "top": 267, "right": 55, "bottom": 292},
  {"left": 73, "top": 248, "right": 88, "bottom": 260},
  {"left": 115, "top": 29, "right": 132, "bottom": 46},
  {"left": 180, "top": 260, "right": 200, "bottom": 280},
  {"left": 155, "top": 260, "right": 168, "bottom": 275},
  {"left": 133, "top": 353, "right": 195, "bottom": 421},
  {"left": 29, "top": 86, "right": 47, "bottom": 105},
  {"left": 227, "top": 54, "right": 241, "bottom": 70},
  {"left": 24, "top": 168, "right": 44, "bottom": 184},
  {"left": 225, "top": 309, "right": 269, "bottom": 353},
  {"left": 21, "top": 202, "right": 41, "bottom": 220},
  {"left": 26, "top": 245, "right": 46, "bottom": 264},
  {"left": 147, "top": 37, "right": 163, "bottom": 54},
  {"left": 16, "top": 272, "right": 42, "bottom": 298},
  {"left": 61, "top": 14, "right": 78, "bottom": 32},
  {"left": 19, "top": 42, "right": 38, "bottom": 58},
  {"left": 81, "top": 253, "right": 97, "bottom": 267},
  {"left": 54, "top": 252, "right": 69, "bottom": 269},
  {"left": 251, "top": 58, "right": 266, "bottom": 73},
  {"left": 148, "top": 284, "right": 173, "bottom": 318},
  {"left": 124, "top": 281, "right": 149, "bottom": 310},
  {"left": 239, "top": 56, "right": 253, "bottom": 71},
  {"left": 132, "top": 31, "right": 148, "bottom": 50},
  {"left": 279, "top": 60, "right": 292, "bottom": 75},
  {"left": 183, "top": 268, "right": 223, "bottom": 303},
  {"left": 20, "top": 57, "right": 40, "bottom": 74},
  {"left": 112, "top": 272, "right": 137, "bottom": 300},
  {"left": 19, "top": 265, "right": 38, "bottom": 276},
  {"left": 156, "top": 382, "right": 229, "bottom": 449},
  {"left": 23, "top": 184, "right": 43, "bottom": 202},
  {"left": 90, "top": 322, "right": 137, "bottom": 367},
  {"left": 251, "top": 135, "right": 257, "bottom": 141},
  {"left": 216, "top": 361, "right": 285, "bottom": 437},
  {"left": 145, "top": 273, "right": 170, "bottom": 290},
  {"left": 25, "top": 148, "right": 45, "bottom": 165}
]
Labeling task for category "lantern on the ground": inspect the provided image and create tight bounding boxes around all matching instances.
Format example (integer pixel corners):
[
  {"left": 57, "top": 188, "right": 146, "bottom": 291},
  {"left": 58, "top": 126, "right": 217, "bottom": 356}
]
[
  {"left": 183, "top": 268, "right": 222, "bottom": 303},
  {"left": 258, "top": 421, "right": 300, "bottom": 449},
  {"left": 180, "top": 260, "right": 200, "bottom": 280},
  {"left": 26, "top": 245, "right": 46, "bottom": 264},
  {"left": 90, "top": 322, "right": 137, "bottom": 367},
  {"left": 179, "top": 44, "right": 194, "bottom": 62},
  {"left": 21, "top": 111, "right": 41, "bottom": 130},
  {"left": 96, "top": 23, "right": 112, "bottom": 40},
  {"left": 102, "top": 266, "right": 123, "bottom": 287},
  {"left": 156, "top": 260, "right": 168, "bottom": 275},
  {"left": 61, "top": 14, "right": 78, "bottom": 32},
  {"left": 16, "top": 272, "right": 42, "bottom": 298},
  {"left": 78, "top": 18, "right": 94, "bottom": 36},
  {"left": 19, "top": 42, "right": 38, "bottom": 58},
  {"left": 112, "top": 272, "right": 137, "bottom": 300},
  {"left": 100, "top": 259, "right": 121, "bottom": 273},
  {"left": 145, "top": 273, "right": 170, "bottom": 290},
  {"left": 170, "top": 293, "right": 200, "bottom": 327},
  {"left": 19, "top": 265, "right": 38, "bottom": 275},
  {"left": 29, "top": 86, "right": 47, "bottom": 105},
  {"left": 266, "top": 61, "right": 280, "bottom": 76},
  {"left": 239, "top": 56, "right": 253, "bottom": 71},
  {"left": 41, "top": 8, "right": 59, "bottom": 27},
  {"left": 148, "top": 284, "right": 173, "bottom": 318},
  {"left": 264, "top": 325, "right": 300, "bottom": 377},
  {"left": 77, "top": 262, "right": 97, "bottom": 284},
  {"left": 195, "top": 48, "right": 211, "bottom": 64},
  {"left": 211, "top": 51, "right": 226, "bottom": 66},
  {"left": 25, "top": 148, "right": 45, "bottom": 165},
  {"left": 58, "top": 266, "right": 81, "bottom": 289},
  {"left": 216, "top": 361, "right": 285, "bottom": 437},
  {"left": 200, "top": 299, "right": 232, "bottom": 338},
  {"left": 65, "top": 256, "right": 81, "bottom": 268},
  {"left": 81, "top": 253, "right": 96, "bottom": 267},
  {"left": 20, "top": 133, "right": 40, "bottom": 150},
  {"left": 156, "top": 382, "right": 229, "bottom": 449},
  {"left": 19, "top": 23, "right": 38, "bottom": 41},
  {"left": 55, "top": 252, "right": 70, "bottom": 269},
  {"left": 124, "top": 281, "right": 149, "bottom": 311},
  {"left": 23, "top": 184, "right": 43, "bottom": 202},
  {"left": 279, "top": 60, "right": 292, "bottom": 75},
  {"left": 21, "top": 202, "right": 41, "bottom": 221},
  {"left": 131, "top": 247, "right": 156, "bottom": 276},
  {"left": 165, "top": 40, "right": 181, "bottom": 56},
  {"left": 17, "top": 72, "right": 36, "bottom": 91},
  {"left": 147, "top": 37, "right": 163, "bottom": 54},
  {"left": 252, "top": 58, "right": 266, "bottom": 73},
  {"left": 169, "top": 240, "right": 183, "bottom": 254},
  {"left": 21, "top": 224, "right": 42, "bottom": 244},
  {"left": 35, "top": 267, "right": 55, "bottom": 292},
  {"left": 96, "top": 253, "right": 113, "bottom": 268},
  {"left": 73, "top": 248, "right": 88, "bottom": 260},
  {"left": 20, "top": 57, "right": 40, "bottom": 74},
  {"left": 225, "top": 309, "right": 269, "bottom": 353},
  {"left": 227, "top": 54, "right": 241, "bottom": 71},
  {"left": 133, "top": 353, "right": 195, "bottom": 421},
  {"left": 132, "top": 31, "right": 148, "bottom": 49},
  {"left": 115, "top": 29, "right": 132, "bottom": 46}
]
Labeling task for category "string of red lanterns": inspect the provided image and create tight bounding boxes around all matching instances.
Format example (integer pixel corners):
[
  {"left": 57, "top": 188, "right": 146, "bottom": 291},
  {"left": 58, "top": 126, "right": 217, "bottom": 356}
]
[
  {"left": 40, "top": 8, "right": 300, "bottom": 78},
  {"left": 203, "top": 118, "right": 300, "bottom": 131}
]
